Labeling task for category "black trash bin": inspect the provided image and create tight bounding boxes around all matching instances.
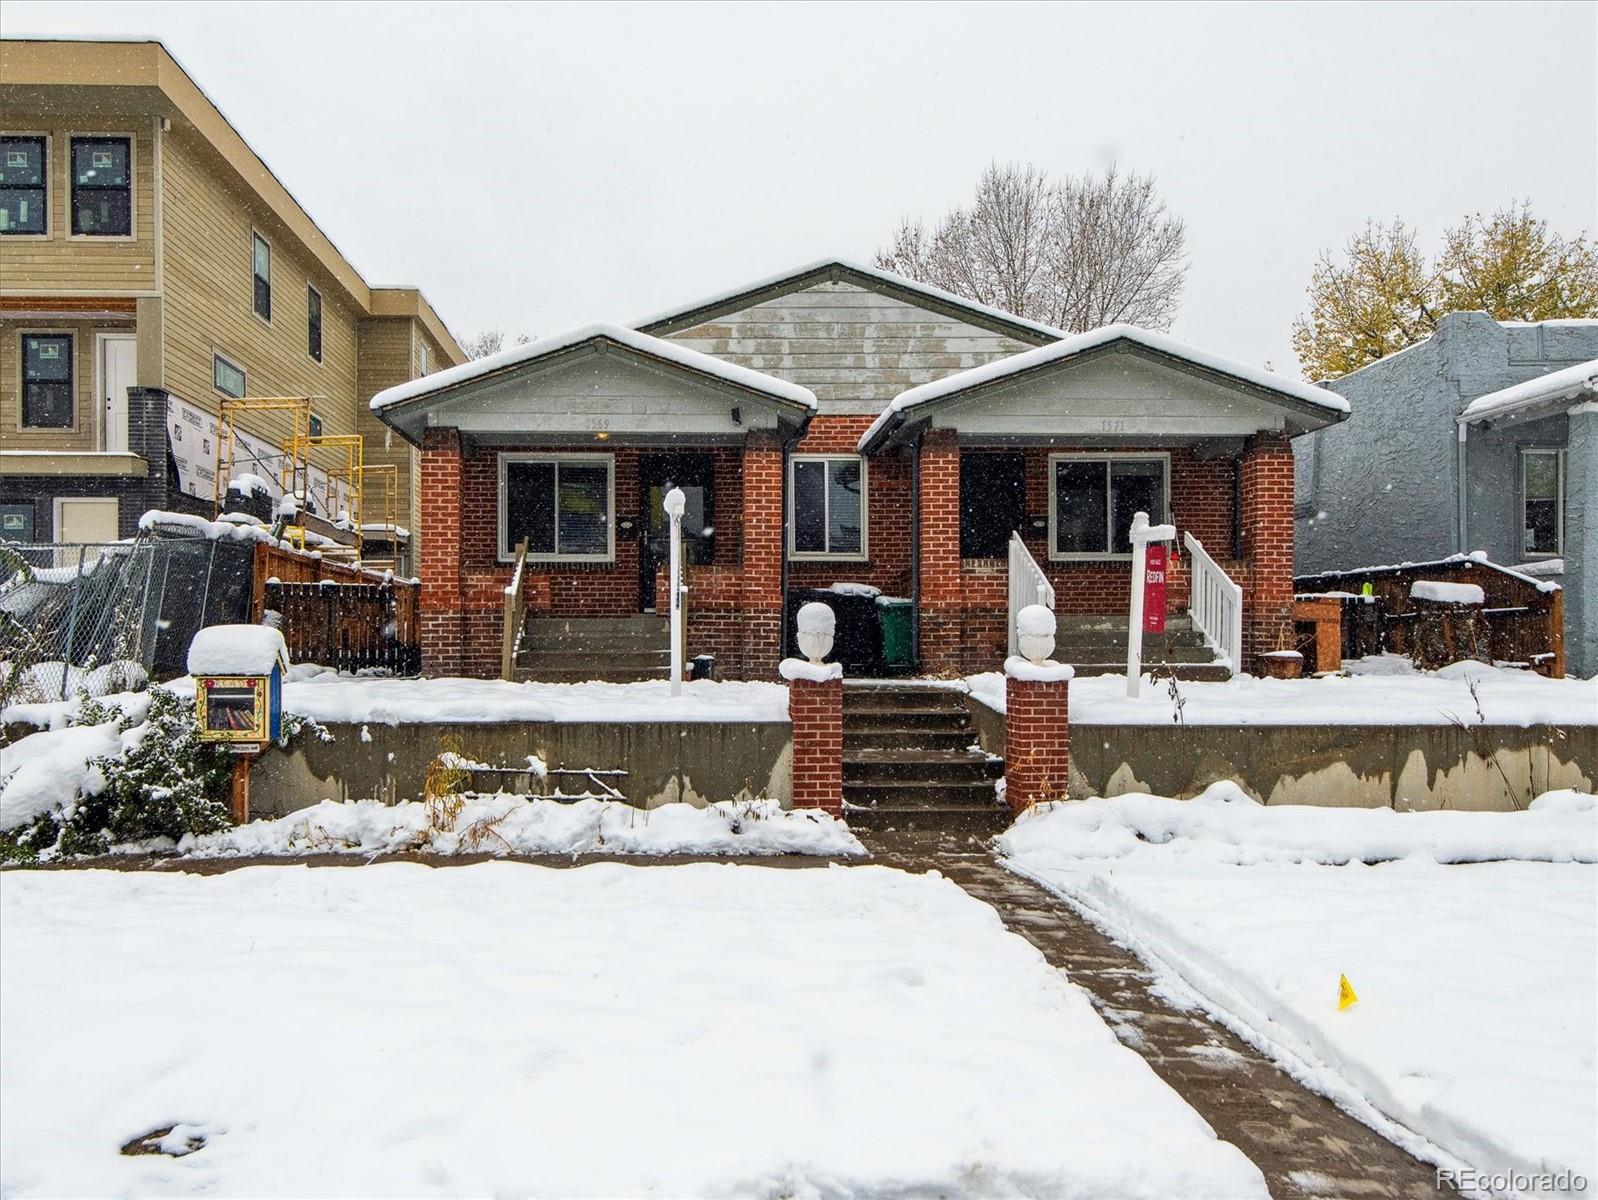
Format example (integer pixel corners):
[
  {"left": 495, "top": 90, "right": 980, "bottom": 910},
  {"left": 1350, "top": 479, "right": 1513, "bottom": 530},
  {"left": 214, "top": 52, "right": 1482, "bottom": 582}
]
[{"left": 784, "top": 587, "right": 883, "bottom": 673}]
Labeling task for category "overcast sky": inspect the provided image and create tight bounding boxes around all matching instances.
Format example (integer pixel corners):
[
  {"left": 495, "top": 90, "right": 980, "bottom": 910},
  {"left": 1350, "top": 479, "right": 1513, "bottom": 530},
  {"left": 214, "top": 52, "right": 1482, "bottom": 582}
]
[{"left": 9, "top": 1, "right": 1597, "bottom": 372}]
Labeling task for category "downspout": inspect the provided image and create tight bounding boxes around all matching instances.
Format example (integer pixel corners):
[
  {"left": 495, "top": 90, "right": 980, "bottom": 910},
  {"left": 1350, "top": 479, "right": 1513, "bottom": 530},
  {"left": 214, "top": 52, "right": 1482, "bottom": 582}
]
[
  {"left": 778, "top": 421, "right": 806, "bottom": 661},
  {"left": 1456, "top": 420, "right": 1469, "bottom": 554}
]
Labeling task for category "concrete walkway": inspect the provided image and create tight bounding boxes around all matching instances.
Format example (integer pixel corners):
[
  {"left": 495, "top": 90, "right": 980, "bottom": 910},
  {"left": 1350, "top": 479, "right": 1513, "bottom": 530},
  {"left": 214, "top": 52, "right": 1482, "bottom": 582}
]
[{"left": 863, "top": 826, "right": 1456, "bottom": 1200}]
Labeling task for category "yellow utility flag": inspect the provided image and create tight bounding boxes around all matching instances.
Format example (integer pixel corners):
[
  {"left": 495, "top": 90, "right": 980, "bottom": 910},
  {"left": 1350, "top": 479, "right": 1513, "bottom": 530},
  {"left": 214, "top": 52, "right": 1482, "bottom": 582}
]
[{"left": 1338, "top": 974, "right": 1359, "bottom": 1010}]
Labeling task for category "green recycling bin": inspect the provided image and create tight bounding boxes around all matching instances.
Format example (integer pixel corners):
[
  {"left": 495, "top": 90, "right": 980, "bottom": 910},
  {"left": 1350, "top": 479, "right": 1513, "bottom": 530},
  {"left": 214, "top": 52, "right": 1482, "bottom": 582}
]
[{"left": 877, "top": 597, "right": 914, "bottom": 668}]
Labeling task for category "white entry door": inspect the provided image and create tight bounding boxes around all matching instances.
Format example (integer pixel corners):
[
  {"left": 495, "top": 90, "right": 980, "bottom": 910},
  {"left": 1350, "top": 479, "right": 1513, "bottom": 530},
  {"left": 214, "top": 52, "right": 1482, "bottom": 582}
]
[{"left": 99, "top": 334, "right": 136, "bottom": 454}]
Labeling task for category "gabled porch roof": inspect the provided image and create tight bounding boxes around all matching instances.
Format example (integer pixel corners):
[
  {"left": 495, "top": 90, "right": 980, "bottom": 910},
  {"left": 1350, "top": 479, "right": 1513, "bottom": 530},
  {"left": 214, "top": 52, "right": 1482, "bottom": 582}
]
[
  {"left": 369, "top": 323, "right": 816, "bottom": 446},
  {"left": 858, "top": 324, "right": 1350, "bottom": 453}
]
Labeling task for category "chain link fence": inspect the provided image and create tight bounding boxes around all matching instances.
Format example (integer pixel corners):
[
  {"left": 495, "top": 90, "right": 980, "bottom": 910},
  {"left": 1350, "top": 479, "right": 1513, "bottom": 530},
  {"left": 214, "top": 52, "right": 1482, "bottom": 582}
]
[{"left": 0, "top": 537, "right": 256, "bottom": 707}]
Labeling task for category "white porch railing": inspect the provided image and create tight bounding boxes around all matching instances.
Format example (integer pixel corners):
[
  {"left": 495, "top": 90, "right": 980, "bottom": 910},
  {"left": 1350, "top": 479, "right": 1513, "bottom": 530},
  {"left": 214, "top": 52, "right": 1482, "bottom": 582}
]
[
  {"left": 1008, "top": 531, "right": 1055, "bottom": 659},
  {"left": 1184, "top": 531, "right": 1243, "bottom": 673}
]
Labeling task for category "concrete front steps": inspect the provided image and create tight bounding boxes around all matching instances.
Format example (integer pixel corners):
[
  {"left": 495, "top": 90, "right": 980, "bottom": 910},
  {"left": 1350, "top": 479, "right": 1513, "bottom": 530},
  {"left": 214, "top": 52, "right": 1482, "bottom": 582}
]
[
  {"left": 512, "top": 615, "right": 670, "bottom": 683},
  {"left": 842, "top": 683, "right": 1008, "bottom": 832},
  {"left": 1054, "top": 614, "right": 1232, "bottom": 681}
]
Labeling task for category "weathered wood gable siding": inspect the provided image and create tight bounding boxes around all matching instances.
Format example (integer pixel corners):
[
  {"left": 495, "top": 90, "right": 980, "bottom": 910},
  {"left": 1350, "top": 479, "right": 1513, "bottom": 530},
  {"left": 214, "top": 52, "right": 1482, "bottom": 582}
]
[
  {"left": 0, "top": 114, "right": 156, "bottom": 292},
  {"left": 424, "top": 350, "right": 785, "bottom": 440},
  {"left": 158, "top": 128, "right": 360, "bottom": 432},
  {"left": 665, "top": 281, "right": 1034, "bottom": 413},
  {"left": 0, "top": 316, "right": 134, "bottom": 448},
  {"left": 933, "top": 351, "right": 1289, "bottom": 440}
]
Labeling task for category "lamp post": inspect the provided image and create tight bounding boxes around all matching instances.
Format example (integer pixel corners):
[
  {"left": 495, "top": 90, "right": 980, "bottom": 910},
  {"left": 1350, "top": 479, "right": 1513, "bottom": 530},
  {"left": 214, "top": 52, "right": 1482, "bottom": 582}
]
[{"left": 664, "top": 486, "right": 686, "bottom": 697}]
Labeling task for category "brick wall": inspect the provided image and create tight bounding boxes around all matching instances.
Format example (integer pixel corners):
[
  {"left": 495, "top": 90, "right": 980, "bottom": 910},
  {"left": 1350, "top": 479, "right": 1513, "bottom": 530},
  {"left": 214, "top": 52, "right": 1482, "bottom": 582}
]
[
  {"left": 1004, "top": 674, "right": 1070, "bottom": 813},
  {"left": 789, "top": 415, "right": 913, "bottom": 598},
  {"left": 788, "top": 674, "right": 843, "bottom": 815},
  {"left": 1240, "top": 433, "right": 1296, "bottom": 661},
  {"left": 418, "top": 427, "right": 464, "bottom": 675}
]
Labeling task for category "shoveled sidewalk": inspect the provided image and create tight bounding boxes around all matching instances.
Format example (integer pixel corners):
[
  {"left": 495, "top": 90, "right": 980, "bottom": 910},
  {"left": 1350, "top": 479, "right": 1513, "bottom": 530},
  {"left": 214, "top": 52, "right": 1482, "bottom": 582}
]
[{"left": 861, "top": 825, "right": 1456, "bottom": 1200}]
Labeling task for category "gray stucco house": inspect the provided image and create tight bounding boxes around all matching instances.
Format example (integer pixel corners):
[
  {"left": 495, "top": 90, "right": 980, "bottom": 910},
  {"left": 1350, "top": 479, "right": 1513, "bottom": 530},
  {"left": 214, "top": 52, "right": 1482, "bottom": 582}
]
[{"left": 1295, "top": 312, "right": 1598, "bottom": 676}]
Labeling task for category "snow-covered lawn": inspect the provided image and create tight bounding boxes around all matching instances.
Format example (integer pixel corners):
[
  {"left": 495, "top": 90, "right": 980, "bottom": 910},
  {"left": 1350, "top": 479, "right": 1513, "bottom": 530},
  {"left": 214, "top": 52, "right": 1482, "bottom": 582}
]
[
  {"left": 966, "top": 657, "right": 1598, "bottom": 725},
  {"left": 0, "top": 863, "right": 1265, "bottom": 1198},
  {"left": 1000, "top": 788, "right": 1598, "bottom": 1193},
  {"left": 175, "top": 795, "right": 864, "bottom": 858}
]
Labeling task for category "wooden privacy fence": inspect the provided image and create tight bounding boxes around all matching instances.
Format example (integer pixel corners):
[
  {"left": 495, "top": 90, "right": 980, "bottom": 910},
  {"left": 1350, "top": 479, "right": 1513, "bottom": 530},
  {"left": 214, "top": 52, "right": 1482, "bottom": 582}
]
[
  {"left": 1294, "top": 555, "right": 1564, "bottom": 678},
  {"left": 253, "top": 544, "right": 420, "bottom": 674}
]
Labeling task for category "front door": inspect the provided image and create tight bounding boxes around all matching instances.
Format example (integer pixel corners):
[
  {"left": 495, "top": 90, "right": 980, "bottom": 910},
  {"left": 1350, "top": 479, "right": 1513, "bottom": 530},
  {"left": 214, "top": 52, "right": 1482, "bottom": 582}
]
[
  {"left": 638, "top": 453, "right": 714, "bottom": 611},
  {"left": 99, "top": 334, "right": 136, "bottom": 454}
]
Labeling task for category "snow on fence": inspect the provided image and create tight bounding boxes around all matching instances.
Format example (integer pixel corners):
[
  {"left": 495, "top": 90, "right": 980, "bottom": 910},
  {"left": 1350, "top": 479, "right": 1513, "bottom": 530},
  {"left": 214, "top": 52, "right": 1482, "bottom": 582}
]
[
  {"left": 1007, "top": 532, "right": 1055, "bottom": 660},
  {"left": 1295, "top": 554, "right": 1564, "bottom": 677},
  {"left": 1184, "top": 532, "right": 1243, "bottom": 672}
]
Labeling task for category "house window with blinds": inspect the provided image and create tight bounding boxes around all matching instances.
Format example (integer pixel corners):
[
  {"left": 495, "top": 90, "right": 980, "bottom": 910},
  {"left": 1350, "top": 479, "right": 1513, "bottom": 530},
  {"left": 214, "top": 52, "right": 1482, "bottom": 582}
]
[
  {"left": 498, "top": 453, "right": 614, "bottom": 562},
  {"left": 789, "top": 455, "right": 867, "bottom": 560}
]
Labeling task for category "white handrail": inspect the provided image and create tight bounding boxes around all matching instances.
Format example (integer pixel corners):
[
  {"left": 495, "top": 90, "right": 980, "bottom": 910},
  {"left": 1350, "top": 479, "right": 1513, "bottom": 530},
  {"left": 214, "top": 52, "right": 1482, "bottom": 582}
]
[
  {"left": 1008, "top": 531, "right": 1055, "bottom": 659},
  {"left": 1183, "top": 531, "right": 1243, "bottom": 673}
]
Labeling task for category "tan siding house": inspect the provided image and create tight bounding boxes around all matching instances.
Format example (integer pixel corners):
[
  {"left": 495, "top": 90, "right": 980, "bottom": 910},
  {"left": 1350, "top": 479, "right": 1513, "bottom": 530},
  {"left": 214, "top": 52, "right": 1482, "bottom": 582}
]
[{"left": 0, "top": 39, "right": 464, "bottom": 558}]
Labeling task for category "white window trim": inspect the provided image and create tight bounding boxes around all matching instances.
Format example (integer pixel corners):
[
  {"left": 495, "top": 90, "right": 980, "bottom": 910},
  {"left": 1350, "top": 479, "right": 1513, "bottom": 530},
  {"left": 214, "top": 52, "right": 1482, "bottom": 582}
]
[
  {"left": 18, "top": 328, "right": 78, "bottom": 433},
  {"left": 1520, "top": 447, "right": 1564, "bottom": 558},
  {"left": 1047, "top": 450, "right": 1172, "bottom": 562},
  {"left": 0, "top": 130, "right": 52, "bottom": 240},
  {"left": 497, "top": 451, "right": 616, "bottom": 564},
  {"left": 250, "top": 228, "right": 272, "bottom": 326},
  {"left": 66, "top": 131, "right": 136, "bottom": 242},
  {"left": 212, "top": 349, "right": 247, "bottom": 399},
  {"left": 788, "top": 453, "right": 869, "bottom": 562},
  {"left": 306, "top": 283, "right": 323, "bottom": 364}
]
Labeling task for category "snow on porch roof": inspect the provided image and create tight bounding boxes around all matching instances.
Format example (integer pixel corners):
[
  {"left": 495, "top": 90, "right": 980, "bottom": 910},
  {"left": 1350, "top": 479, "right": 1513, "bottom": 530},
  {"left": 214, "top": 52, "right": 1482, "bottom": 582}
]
[
  {"left": 857, "top": 323, "right": 1351, "bottom": 453},
  {"left": 1460, "top": 358, "right": 1598, "bottom": 424},
  {"left": 369, "top": 323, "right": 817, "bottom": 414}
]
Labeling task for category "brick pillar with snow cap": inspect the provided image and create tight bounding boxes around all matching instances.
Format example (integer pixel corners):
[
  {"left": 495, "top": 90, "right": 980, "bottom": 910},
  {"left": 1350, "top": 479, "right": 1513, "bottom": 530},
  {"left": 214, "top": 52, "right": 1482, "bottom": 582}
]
[
  {"left": 1004, "top": 604, "right": 1073, "bottom": 816},
  {"left": 783, "top": 601, "right": 844, "bottom": 817}
]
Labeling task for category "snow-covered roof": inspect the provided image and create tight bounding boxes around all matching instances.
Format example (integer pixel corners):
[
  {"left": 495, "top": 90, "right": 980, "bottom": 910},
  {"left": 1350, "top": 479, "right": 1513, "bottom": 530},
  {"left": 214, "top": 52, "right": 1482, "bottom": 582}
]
[
  {"left": 632, "top": 259, "right": 1069, "bottom": 344},
  {"left": 858, "top": 324, "right": 1349, "bottom": 452},
  {"left": 369, "top": 323, "right": 817, "bottom": 413},
  {"left": 1459, "top": 359, "right": 1598, "bottom": 424},
  {"left": 187, "top": 624, "right": 290, "bottom": 677}
]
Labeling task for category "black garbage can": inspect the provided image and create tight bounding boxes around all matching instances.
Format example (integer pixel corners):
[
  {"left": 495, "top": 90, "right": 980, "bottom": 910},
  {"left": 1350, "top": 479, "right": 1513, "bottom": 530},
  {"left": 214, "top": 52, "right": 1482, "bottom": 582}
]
[{"left": 784, "top": 587, "right": 884, "bottom": 673}]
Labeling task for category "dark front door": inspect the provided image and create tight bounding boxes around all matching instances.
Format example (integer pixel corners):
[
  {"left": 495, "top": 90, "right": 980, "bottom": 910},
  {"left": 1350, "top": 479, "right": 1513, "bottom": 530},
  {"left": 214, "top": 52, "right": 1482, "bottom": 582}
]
[{"left": 639, "top": 453, "right": 715, "bottom": 611}]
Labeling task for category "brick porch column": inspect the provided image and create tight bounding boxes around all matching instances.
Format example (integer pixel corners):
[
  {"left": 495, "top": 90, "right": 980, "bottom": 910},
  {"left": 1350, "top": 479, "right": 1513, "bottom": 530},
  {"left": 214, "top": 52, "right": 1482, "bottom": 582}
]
[
  {"left": 1003, "top": 658, "right": 1073, "bottom": 815},
  {"left": 741, "top": 432, "right": 785, "bottom": 677},
  {"left": 917, "top": 429, "right": 962, "bottom": 674},
  {"left": 781, "top": 660, "right": 844, "bottom": 815},
  {"left": 1239, "top": 433, "right": 1295, "bottom": 665},
  {"left": 419, "top": 426, "right": 464, "bottom": 676}
]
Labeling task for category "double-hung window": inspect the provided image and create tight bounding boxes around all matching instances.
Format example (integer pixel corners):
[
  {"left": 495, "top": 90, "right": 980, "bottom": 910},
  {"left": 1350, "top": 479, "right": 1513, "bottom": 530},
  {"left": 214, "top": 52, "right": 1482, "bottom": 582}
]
[
  {"left": 70, "top": 137, "right": 131, "bottom": 236},
  {"left": 499, "top": 453, "right": 614, "bottom": 562},
  {"left": 1521, "top": 448, "right": 1563, "bottom": 557},
  {"left": 307, "top": 286, "right": 323, "bottom": 362},
  {"left": 0, "top": 136, "right": 47, "bottom": 234},
  {"left": 21, "top": 334, "right": 73, "bottom": 428},
  {"left": 790, "top": 455, "right": 866, "bottom": 559},
  {"left": 252, "top": 232, "right": 272, "bottom": 321},
  {"left": 1049, "top": 452, "right": 1169, "bottom": 559}
]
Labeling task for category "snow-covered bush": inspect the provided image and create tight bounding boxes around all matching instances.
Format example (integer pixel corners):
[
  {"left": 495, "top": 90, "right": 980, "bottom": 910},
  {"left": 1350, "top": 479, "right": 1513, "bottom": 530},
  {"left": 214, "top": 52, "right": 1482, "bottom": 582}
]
[{"left": 1, "top": 689, "right": 234, "bottom": 861}]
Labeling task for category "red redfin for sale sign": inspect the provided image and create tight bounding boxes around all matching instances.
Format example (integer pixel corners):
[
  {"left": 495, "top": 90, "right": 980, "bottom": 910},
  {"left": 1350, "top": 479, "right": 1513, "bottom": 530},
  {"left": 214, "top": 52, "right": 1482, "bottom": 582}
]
[{"left": 1143, "top": 544, "right": 1167, "bottom": 634}]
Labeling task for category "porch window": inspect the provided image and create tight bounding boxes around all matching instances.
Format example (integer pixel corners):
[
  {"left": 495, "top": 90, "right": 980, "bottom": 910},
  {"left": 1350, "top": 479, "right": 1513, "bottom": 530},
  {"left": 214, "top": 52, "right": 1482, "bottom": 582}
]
[
  {"left": 70, "top": 137, "right": 131, "bottom": 236},
  {"left": 499, "top": 452, "right": 614, "bottom": 562},
  {"left": 0, "top": 136, "right": 47, "bottom": 234},
  {"left": 21, "top": 334, "right": 74, "bottom": 428},
  {"left": 790, "top": 455, "right": 866, "bottom": 559},
  {"left": 960, "top": 451, "right": 1025, "bottom": 558},
  {"left": 1049, "top": 452, "right": 1169, "bottom": 559},
  {"left": 1521, "top": 448, "right": 1563, "bottom": 557}
]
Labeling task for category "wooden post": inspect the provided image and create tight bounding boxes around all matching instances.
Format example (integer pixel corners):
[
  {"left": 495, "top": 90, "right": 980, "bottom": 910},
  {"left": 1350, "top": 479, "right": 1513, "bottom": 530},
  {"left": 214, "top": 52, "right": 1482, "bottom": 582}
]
[
  {"left": 1548, "top": 588, "right": 1566, "bottom": 679},
  {"left": 230, "top": 756, "right": 251, "bottom": 825}
]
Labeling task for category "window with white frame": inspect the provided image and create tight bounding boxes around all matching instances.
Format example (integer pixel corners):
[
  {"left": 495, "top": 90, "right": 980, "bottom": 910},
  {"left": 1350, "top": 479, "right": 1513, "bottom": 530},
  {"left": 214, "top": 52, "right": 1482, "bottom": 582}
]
[
  {"left": 499, "top": 453, "right": 613, "bottom": 562},
  {"left": 1049, "top": 452, "right": 1169, "bottom": 558},
  {"left": 1521, "top": 448, "right": 1563, "bottom": 557},
  {"left": 790, "top": 455, "right": 866, "bottom": 559}
]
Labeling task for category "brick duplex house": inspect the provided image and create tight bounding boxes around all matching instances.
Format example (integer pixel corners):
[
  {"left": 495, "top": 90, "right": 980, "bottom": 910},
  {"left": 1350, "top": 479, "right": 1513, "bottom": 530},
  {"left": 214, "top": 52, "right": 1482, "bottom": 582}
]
[{"left": 371, "top": 262, "right": 1347, "bottom": 679}]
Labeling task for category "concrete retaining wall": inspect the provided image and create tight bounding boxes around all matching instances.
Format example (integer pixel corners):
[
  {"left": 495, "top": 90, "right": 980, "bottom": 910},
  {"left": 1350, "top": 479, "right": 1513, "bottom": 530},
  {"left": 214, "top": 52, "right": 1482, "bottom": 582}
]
[
  {"left": 965, "top": 701, "right": 1595, "bottom": 811},
  {"left": 250, "top": 720, "right": 792, "bottom": 819}
]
